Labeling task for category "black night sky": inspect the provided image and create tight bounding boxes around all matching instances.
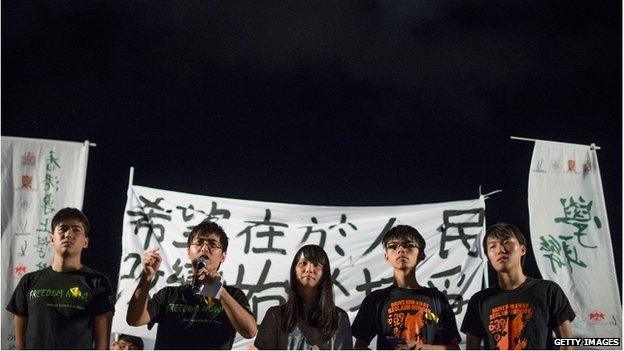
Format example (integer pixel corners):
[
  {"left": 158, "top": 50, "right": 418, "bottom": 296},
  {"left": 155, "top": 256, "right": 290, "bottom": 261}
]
[{"left": 3, "top": 1, "right": 621, "bottom": 294}]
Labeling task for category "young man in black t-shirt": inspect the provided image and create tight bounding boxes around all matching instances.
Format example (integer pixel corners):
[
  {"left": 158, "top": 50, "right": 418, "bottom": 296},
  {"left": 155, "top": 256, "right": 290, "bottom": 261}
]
[
  {"left": 126, "top": 220, "right": 257, "bottom": 349},
  {"left": 6, "top": 208, "right": 115, "bottom": 349},
  {"left": 352, "top": 225, "right": 460, "bottom": 350},
  {"left": 461, "top": 223, "right": 575, "bottom": 349}
]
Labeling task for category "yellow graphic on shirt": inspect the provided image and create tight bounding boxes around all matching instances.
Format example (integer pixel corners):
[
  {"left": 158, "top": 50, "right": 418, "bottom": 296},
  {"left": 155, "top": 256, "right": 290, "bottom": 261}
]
[
  {"left": 203, "top": 297, "right": 216, "bottom": 308},
  {"left": 425, "top": 311, "right": 439, "bottom": 323},
  {"left": 69, "top": 287, "right": 83, "bottom": 298}
]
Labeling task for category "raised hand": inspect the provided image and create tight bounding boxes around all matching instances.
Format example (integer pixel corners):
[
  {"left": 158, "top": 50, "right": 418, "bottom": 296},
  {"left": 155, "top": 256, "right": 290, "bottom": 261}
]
[{"left": 142, "top": 247, "right": 162, "bottom": 281}]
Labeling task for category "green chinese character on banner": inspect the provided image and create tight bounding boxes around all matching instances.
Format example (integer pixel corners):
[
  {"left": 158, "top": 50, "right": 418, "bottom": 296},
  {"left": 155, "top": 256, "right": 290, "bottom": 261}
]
[
  {"left": 554, "top": 196, "right": 600, "bottom": 248},
  {"left": 539, "top": 234, "right": 587, "bottom": 274},
  {"left": 540, "top": 196, "right": 601, "bottom": 274}
]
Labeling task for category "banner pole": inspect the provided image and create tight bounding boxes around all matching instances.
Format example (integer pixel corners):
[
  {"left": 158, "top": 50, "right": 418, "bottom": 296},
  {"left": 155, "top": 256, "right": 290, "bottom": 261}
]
[
  {"left": 128, "top": 167, "right": 134, "bottom": 188},
  {"left": 79, "top": 140, "right": 93, "bottom": 209},
  {"left": 510, "top": 136, "right": 601, "bottom": 150}
]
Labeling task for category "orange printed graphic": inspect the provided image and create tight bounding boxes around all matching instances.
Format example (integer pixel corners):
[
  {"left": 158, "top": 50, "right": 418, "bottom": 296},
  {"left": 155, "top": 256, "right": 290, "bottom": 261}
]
[
  {"left": 386, "top": 299, "right": 431, "bottom": 345},
  {"left": 487, "top": 303, "right": 533, "bottom": 350},
  {"left": 402, "top": 312, "right": 425, "bottom": 343}
]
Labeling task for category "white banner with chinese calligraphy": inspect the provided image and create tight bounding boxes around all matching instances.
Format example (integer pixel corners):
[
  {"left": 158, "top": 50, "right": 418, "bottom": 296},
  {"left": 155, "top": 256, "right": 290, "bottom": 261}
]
[
  {"left": 112, "top": 185, "right": 487, "bottom": 349},
  {"left": 1, "top": 136, "right": 90, "bottom": 350},
  {"left": 528, "top": 141, "right": 621, "bottom": 339}
]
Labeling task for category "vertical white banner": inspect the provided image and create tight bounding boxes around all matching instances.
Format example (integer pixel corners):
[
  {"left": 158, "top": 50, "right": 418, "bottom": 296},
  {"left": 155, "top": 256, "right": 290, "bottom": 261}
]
[
  {"left": 528, "top": 141, "right": 621, "bottom": 339},
  {"left": 112, "top": 185, "right": 487, "bottom": 349},
  {"left": 1, "top": 136, "right": 90, "bottom": 350}
]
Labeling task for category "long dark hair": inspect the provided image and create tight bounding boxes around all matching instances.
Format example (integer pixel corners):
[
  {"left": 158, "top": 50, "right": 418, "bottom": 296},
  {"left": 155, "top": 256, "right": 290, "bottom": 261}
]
[{"left": 282, "top": 244, "right": 339, "bottom": 342}]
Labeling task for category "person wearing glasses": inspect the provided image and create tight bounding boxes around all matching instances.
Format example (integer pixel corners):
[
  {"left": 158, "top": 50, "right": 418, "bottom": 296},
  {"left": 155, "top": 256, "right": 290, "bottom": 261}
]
[
  {"left": 254, "top": 244, "right": 352, "bottom": 349},
  {"left": 126, "top": 220, "right": 257, "bottom": 349},
  {"left": 352, "top": 225, "right": 460, "bottom": 350}
]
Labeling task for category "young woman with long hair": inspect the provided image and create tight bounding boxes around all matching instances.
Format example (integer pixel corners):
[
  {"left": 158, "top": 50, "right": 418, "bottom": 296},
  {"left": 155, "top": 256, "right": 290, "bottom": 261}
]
[{"left": 254, "top": 244, "right": 352, "bottom": 349}]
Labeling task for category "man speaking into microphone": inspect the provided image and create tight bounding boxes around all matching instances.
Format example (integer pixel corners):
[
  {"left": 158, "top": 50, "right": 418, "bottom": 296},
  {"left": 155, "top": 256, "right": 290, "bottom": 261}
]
[{"left": 126, "top": 220, "right": 257, "bottom": 349}]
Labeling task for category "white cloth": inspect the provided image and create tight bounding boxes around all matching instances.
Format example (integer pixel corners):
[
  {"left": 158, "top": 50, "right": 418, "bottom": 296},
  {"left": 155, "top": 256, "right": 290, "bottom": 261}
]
[
  {"left": 528, "top": 140, "right": 621, "bottom": 339},
  {"left": 113, "top": 185, "right": 487, "bottom": 349},
  {"left": 1, "top": 136, "right": 90, "bottom": 350}
]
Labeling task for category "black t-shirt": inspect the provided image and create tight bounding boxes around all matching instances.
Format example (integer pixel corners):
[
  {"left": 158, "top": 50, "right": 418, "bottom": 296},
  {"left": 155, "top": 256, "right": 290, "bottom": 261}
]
[
  {"left": 351, "top": 285, "right": 461, "bottom": 349},
  {"left": 147, "top": 284, "right": 252, "bottom": 349},
  {"left": 6, "top": 266, "right": 115, "bottom": 349},
  {"left": 254, "top": 305, "right": 353, "bottom": 350},
  {"left": 461, "top": 277, "right": 576, "bottom": 350}
]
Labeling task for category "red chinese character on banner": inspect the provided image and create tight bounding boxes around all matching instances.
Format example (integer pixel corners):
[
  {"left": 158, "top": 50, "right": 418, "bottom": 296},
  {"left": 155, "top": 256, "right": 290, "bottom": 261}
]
[
  {"left": 588, "top": 310, "right": 605, "bottom": 322},
  {"left": 14, "top": 264, "right": 27, "bottom": 276}
]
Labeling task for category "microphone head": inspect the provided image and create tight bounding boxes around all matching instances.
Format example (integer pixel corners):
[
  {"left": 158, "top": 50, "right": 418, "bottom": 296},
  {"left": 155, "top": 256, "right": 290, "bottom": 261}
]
[{"left": 196, "top": 256, "right": 209, "bottom": 270}]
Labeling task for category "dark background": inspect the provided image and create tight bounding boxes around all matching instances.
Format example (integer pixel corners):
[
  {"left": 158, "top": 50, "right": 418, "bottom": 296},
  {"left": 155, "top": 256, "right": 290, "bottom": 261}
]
[{"left": 3, "top": 1, "right": 621, "bottom": 294}]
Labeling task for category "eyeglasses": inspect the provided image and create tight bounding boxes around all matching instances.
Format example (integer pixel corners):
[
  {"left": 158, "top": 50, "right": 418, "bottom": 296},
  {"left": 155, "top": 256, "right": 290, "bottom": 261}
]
[
  {"left": 190, "top": 239, "right": 222, "bottom": 250},
  {"left": 386, "top": 241, "right": 419, "bottom": 251}
]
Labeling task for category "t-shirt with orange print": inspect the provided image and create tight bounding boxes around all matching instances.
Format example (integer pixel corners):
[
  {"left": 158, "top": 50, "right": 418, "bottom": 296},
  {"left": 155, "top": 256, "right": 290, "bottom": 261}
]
[
  {"left": 352, "top": 285, "right": 461, "bottom": 349},
  {"left": 461, "top": 277, "right": 575, "bottom": 350}
]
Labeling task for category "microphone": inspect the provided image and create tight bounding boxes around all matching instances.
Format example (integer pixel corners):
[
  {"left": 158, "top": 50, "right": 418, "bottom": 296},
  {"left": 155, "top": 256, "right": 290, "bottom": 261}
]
[
  {"left": 192, "top": 256, "right": 209, "bottom": 296},
  {"left": 192, "top": 256, "right": 224, "bottom": 297},
  {"left": 196, "top": 256, "right": 208, "bottom": 271}
]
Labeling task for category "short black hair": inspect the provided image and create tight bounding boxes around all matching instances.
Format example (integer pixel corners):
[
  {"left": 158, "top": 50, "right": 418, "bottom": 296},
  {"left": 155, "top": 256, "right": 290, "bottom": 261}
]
[
  {"left": 187, "top": 220, "right": 229, "bottom": 251},
  {"left": 117, "top": 334, "right": 144, "bottom": 350},
  {"left": 382, "top": 225, "right": 426, "bottom": 255},
  {"left": 51, "top": 208, "right": 90, "bottom": 236},
  {"left": 483, "top": 223, "right": 527, "bottom": 267}
]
